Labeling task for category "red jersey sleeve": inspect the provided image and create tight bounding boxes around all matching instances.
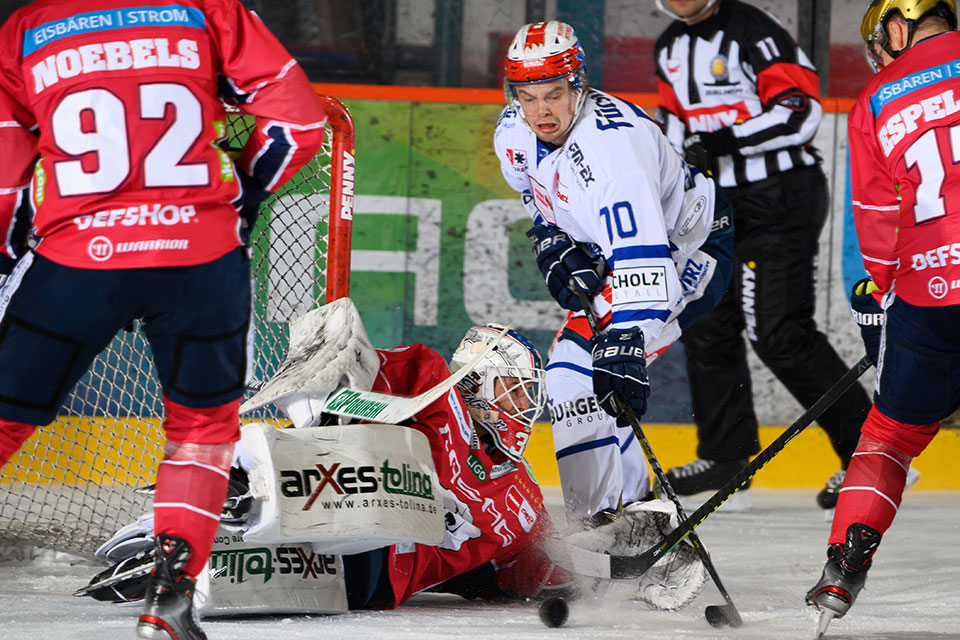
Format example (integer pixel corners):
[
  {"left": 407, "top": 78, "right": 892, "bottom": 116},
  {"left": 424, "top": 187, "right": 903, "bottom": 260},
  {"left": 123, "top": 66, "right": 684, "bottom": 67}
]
[
  {"left": 848, "top": 99, "right": 900, "bottom": 293},
  {"left": 654, "top": 77, "right": 687, "bottom": 150},
  {"left": 206, "top": 0, "right": 326, "bottom": 191}
]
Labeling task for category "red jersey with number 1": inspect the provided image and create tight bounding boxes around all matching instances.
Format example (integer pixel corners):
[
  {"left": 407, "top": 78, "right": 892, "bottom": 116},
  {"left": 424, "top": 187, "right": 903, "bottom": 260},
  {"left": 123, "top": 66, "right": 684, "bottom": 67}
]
[
  {"left": 0, "top": 0, "right": 325, "bottom": 269},
  {"left": 849, "top": 31, "right": 960, "bottom": 305}
]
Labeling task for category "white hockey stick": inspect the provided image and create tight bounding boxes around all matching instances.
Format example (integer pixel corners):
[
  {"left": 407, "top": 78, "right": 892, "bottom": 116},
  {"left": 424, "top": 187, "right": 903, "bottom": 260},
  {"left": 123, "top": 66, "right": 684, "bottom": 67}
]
[
  {"left": 317, "top": 324, "right": 509, "bottom": 423},
  {"left": 247, "top": 324, "right": 510, "bottom": 426}
]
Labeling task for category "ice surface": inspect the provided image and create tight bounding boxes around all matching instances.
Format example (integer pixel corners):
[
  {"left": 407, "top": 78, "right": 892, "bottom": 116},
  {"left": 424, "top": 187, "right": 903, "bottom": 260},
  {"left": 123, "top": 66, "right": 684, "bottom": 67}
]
[{"left": 2, "top": 491, "right": 958, "bottom": 640}]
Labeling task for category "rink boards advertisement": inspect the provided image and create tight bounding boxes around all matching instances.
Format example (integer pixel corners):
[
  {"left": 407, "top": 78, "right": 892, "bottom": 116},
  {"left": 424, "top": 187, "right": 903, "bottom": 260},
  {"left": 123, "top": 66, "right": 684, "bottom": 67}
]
[{"left": 330, "top": 87, "right": 867, "bottom": 427}]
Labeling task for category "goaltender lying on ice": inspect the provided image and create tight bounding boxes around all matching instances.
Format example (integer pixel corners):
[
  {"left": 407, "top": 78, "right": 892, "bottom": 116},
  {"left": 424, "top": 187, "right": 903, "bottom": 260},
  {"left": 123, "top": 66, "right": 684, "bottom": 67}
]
[{"left": 76, "top": 297, "right": 708, "bottom": 616}]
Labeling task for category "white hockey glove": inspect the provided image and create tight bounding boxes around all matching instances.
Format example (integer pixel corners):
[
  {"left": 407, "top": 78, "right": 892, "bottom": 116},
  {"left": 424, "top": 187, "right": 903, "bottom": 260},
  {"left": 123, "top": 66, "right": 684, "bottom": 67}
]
[{"left": 440, "top": 485, "right": 482, "bottom": 551}]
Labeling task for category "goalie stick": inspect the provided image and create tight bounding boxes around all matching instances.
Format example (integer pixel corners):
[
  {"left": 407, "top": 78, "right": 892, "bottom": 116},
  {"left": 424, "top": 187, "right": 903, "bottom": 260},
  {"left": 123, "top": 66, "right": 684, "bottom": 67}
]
[
  {"left": 571, "top": 285, "right": 742, "bottom": 628},
  {"left": 246, "top": 324, "right": 512, "bottom": 425},
  {"left": 552, "top": 346, "right": 874, "bottom": 581}
]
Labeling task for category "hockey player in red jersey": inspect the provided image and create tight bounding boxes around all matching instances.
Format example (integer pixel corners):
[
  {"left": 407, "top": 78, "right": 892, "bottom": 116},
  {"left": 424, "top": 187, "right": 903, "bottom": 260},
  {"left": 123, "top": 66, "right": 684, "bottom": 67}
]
[
  {"left": 0, "top": 1, "right": 326, "bottom": 637},
  {"left": 806, "top": 1, "right": 960, "bottom": 636},
  {"left": 344, "top": 324, "right": 574, "bottom": 608},
  {"left": 654, "top": 0, "right": 873, "bottom": 510}
]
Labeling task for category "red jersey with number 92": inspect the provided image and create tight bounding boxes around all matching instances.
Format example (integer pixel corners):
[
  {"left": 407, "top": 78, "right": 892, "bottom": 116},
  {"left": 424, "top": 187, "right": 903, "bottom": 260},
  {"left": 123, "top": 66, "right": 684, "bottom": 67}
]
[
  {"left": 0, "top": 0, "right": 325, "bottom": 269},
  {"left": 850, "top": 31, "right": 960, "bottom": 305}
]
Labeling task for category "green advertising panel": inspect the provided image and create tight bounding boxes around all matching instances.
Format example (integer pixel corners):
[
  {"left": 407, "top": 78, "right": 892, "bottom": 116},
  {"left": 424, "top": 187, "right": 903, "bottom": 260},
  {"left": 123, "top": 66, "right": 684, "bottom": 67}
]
[{"left": 339, "top": 98, "right": 694, "bottom": 422}]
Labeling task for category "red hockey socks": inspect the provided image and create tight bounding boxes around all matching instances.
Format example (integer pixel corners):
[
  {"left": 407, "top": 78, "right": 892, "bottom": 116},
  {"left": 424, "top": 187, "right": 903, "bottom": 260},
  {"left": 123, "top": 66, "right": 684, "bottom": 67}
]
[
  {"left": 153, "top": 440, "right": 235, "bottom": 577},
  {"left": 0, "top": 419, "right": 37, "bottom": 467},
  {"left": 829, "top": 406, "right": 937, "bottom": 545}
]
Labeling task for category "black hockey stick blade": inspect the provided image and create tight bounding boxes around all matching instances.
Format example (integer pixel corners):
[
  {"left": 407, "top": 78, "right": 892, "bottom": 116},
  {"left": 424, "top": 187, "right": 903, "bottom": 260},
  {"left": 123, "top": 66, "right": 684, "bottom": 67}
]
[{"left": 604, "top": 354, "right": 874, "bottom": 579}]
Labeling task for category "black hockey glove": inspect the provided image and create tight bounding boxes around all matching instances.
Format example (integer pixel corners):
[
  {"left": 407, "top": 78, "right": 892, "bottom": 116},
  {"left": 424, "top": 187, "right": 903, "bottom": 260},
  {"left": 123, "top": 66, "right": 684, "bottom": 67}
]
[
  {"left": 849, "top": 277, "right": 883, "bottom": 365},
  {"left": 684, "top": 128, "right": 737, "bottom": 159},
  {"left": 592, "top": 327, "right": 650, "bottom": 419},
  {"left": 237, "top": 169, "right": 271, "bottom": 244},
  {"left": 526, "top": 224, "right": 607, "bottom": 312}
]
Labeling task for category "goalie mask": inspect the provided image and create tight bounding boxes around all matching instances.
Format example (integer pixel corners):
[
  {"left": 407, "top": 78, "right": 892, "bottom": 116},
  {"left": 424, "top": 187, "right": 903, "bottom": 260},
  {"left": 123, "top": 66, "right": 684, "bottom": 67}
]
[
  {"left": 451, "top": 324, "right": 545, "bottom": 462},
  {"left": 503, "top": 21, "right": 588, "bottom": 141}
]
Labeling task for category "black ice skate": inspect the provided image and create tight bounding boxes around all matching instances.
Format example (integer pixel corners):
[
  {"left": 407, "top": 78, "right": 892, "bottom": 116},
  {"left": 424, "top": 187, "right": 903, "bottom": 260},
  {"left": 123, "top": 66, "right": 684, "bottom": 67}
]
[
  {"left": 819, "top": 467, "right": 921, "bottom": 516},
  {"left": 137, "top": 534, "right": 206, "bottom": 640},
  {"left": 658, "top": 458, "right": 751, "bottom": 512},
  {"left": 805, "top": 523, "right": 881, "bottom": 639},
  {"left": 816, "top": 469, "right": 846, "bottom": 510}
]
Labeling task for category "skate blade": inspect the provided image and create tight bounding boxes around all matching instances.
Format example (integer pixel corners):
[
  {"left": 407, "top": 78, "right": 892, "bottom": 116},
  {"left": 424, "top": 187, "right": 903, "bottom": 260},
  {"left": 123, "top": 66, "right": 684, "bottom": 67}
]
[{"left": 815, "top": 608, "right": 838, "bottom": 639}]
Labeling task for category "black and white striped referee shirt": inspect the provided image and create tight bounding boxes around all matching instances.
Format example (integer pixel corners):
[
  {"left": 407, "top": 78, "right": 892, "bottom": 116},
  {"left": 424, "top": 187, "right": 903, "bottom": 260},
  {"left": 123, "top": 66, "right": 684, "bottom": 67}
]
[{"left": 654, "top": 0, "right": 822, "bottom": 188}]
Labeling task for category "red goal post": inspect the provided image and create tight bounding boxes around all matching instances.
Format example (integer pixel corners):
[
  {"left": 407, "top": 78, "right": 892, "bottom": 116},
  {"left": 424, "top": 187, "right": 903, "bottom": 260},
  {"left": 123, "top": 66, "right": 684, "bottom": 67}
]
[{"left": 0, "top": 94, "right": 355, "bottom": 556}]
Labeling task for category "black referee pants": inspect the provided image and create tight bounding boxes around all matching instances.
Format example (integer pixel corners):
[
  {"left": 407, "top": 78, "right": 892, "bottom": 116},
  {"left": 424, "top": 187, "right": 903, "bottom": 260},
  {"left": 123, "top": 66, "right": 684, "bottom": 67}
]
[{"left": 679, "top": 165, "right": 871, "bottom": 463}]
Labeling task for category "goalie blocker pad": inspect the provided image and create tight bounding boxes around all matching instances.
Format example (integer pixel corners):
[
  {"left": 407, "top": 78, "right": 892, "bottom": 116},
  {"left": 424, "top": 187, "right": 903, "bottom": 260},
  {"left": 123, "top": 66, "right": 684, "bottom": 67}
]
[{"left": 240, "top": 422, "right": 445, "bottom": 555}]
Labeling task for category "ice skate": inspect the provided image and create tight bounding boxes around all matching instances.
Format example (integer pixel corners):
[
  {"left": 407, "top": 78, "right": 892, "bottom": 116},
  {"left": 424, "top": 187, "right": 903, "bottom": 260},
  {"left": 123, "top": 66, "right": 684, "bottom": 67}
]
[
  {"left": 816, "top": 469, "right": 846, "bottom": 510},
  {"left": 658, "top": 458, "right": 751, "bottom": 512},
  {"left": 820, "top": 466, "right": 920, "bottom": 520},
  {"left": 137, "top": 535, "right": 206, "bottom": 640},
  {"left": 805, "top": 523, "right": 881, "bottom": 637}
]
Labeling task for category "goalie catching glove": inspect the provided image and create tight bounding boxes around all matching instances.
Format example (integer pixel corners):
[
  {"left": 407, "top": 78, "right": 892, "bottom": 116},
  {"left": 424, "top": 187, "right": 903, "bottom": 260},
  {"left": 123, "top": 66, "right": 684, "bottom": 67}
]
[
  {"left": 592, "top": 327, "right": 650, "bottom": 418},
  {"left": 849, "top": 278, "right": 883, "bottom": 365},
  {"left": 526, "top": 224, "right": 607, "bottom": 312}
]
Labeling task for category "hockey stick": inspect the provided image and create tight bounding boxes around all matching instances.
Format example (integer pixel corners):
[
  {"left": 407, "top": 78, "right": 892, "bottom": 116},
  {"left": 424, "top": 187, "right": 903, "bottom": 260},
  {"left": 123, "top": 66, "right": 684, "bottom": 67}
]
[
  {"left": 571, "top": 286, "right": 742, "bottom": 628},
  {"left": 244, "top": 325, "right": 512, "bottom": 425},
  {"left": 552, "top": 352, "right": 874, "bottom": 581}
]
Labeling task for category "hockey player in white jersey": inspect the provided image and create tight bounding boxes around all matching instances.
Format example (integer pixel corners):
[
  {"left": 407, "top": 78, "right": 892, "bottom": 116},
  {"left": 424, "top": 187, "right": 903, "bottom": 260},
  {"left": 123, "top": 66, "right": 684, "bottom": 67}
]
[{"left": 494, "top": 21, "right": 734, "bottom": 526}]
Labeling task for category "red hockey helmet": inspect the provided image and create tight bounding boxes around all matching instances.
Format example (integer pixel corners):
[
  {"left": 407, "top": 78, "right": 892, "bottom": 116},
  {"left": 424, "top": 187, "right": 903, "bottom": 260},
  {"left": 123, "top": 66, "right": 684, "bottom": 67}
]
[
  {"left": 504, "top": 21, "right": 586, "bottom": 86},
  {"left": 503, "top": 21, "right": 588, "bottom": 139}
]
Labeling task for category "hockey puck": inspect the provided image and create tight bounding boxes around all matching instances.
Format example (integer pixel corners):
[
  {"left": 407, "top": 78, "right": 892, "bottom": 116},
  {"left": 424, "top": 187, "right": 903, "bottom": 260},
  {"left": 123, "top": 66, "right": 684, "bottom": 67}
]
[
  {"left": 705, "top": 605, "right": 731, "bottom": 628},
  {"left": 538, "top": 597, "right": 569, "bottom": 628}
]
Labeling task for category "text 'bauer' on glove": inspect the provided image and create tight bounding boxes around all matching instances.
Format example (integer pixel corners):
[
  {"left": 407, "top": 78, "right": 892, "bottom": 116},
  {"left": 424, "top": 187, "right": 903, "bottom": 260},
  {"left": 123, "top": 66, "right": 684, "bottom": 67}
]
[
  {"left": 849, "top": 277, "right": 884, "bottom": 365},
  {"left": 591, "top": 326, "right": 650, "bottom": 418},
  {"left": 526, "top": 224, "right": 607, "bottom": 312}
]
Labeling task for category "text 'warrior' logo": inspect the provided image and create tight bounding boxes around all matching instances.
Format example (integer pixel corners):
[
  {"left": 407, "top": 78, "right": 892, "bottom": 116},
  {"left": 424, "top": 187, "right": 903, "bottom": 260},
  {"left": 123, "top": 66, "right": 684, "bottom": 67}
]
[{"left": 281, "top": 459, "right": 435, "bottom": 510}]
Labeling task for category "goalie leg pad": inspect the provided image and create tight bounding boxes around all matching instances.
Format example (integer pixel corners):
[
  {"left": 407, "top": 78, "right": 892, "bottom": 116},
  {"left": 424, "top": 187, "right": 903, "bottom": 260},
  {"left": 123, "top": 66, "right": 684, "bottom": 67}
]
[
  {"left": 238, "top": 422, "right": 445, "bottom": 555},
  {"left": 621, "top": 501, "right": 709, "bottom": 611},
  {"left": 553, "top": 500, "right": 708, "bottom": 611}
]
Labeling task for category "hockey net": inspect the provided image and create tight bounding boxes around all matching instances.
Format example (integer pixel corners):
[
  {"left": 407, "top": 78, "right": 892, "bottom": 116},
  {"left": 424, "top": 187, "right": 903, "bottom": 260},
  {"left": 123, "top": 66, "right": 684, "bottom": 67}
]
[{"left": 0, "top": 96, "right": 355, "bottom": 557}]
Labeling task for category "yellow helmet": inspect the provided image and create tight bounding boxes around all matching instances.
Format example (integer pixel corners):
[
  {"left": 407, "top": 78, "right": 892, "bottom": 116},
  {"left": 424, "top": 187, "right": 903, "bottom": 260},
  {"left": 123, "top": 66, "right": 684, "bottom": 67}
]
[
  {"left": 861, "top": 0, "right": 956, "bottom": 40},
  {"left": 860, "top": 0, "right": 956, "bottom": 71}
]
